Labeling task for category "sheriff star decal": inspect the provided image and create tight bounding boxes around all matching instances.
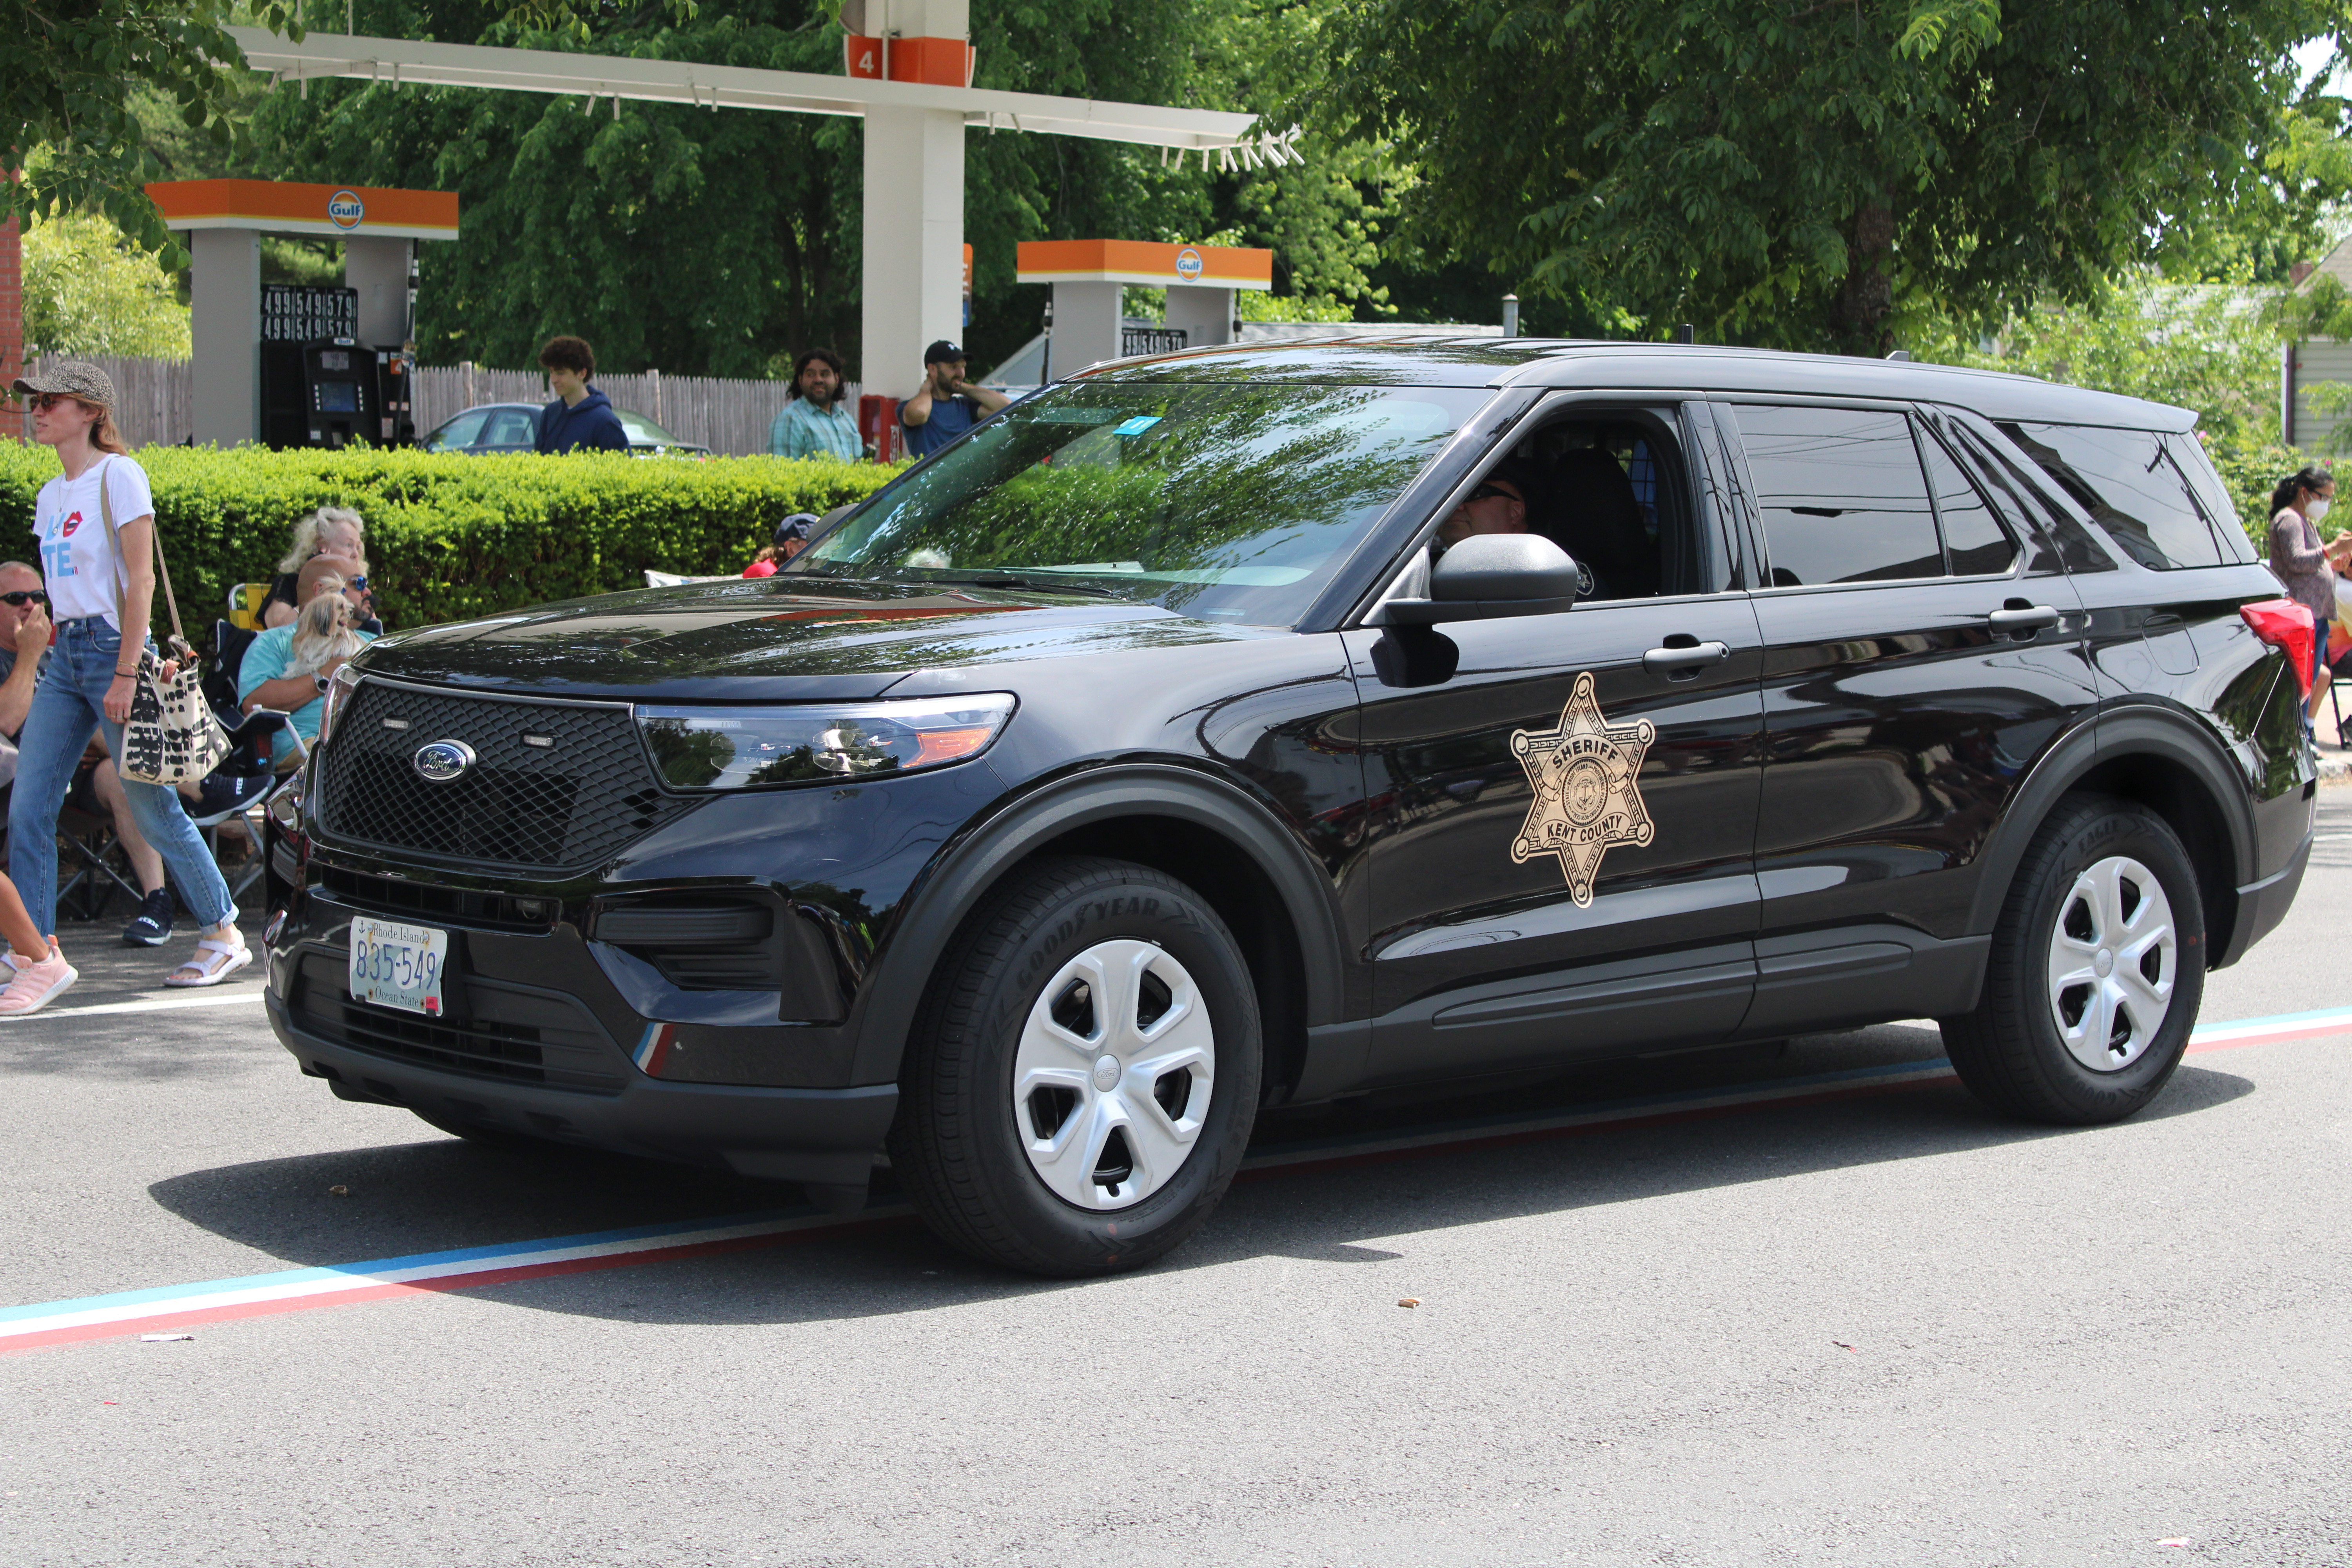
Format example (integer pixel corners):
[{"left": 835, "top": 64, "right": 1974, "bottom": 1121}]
[{"left": 1509, "top": 673, "right": 1656, "bottom": 907}]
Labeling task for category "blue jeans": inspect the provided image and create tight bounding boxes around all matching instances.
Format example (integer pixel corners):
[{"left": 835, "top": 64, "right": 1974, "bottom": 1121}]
[{"left": 7, "top": 616, "right": 235, "bottom": 936}]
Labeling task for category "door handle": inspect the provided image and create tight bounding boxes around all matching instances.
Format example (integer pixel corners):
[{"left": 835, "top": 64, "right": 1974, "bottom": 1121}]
[
  {"left": 1987, "top": 603, "right": 2062, "bottom": 634},
  {"left": 1642, "top": 640, "right": 1730, "bottom": 673}
]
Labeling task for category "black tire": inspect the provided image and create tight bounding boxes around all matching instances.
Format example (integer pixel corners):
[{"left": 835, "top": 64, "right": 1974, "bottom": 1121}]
[
  {"left": 889, "top": 856, "right": 1263, "bottom": 1276},
  {"left": 1940, "top": 793, "right": 2204, "bottom": 1125}
]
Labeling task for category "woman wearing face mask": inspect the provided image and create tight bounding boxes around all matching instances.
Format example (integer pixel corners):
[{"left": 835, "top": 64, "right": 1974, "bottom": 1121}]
[{"left": 2270, "top": 465, "right": 2337, "bottom": 726}]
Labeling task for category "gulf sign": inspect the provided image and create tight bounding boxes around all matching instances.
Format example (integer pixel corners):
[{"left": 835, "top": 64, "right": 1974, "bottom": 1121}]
[
  {"left": 143, "top": 179, "right": 460, "bottom": 242},
  {"left": 1016, "top": 239, "right": 1274, "bottom": 290}
]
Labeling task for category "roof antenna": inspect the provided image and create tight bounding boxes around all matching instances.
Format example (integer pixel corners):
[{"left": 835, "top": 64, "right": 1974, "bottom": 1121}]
[
  {"left": 1672, "top": 324, "right": 1695, "bottom": 344},
  {"left": 1885, "top": 348, "right": 1913, "bottom": 361}
]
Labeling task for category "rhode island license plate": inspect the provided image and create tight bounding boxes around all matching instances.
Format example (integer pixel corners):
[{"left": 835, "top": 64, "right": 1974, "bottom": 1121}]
[{"left": 348, "top": 915, "right": 450, "bottom": 1016}]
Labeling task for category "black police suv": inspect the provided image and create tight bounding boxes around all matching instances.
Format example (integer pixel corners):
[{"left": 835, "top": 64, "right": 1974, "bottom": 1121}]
[{"left": 265, "top": 339, "right": 2315, "bottom": 1276}]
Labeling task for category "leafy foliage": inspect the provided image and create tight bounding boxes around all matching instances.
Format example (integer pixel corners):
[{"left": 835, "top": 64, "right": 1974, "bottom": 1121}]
[
  {"left": 20, "top": 212, "right": 192, "bottom": 357},
  {"left": 3, "top": 0, "right": 303, "bottom": 266},
  {"left": 0, "top": 443, "right": 891, "bottom": 631},
  {"left": 1325, "top": 0, "right": 2348, "bottom": 352}
]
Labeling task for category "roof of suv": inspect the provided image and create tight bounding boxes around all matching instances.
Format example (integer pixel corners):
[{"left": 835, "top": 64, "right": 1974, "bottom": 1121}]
[{"left": 1078, "top": 337, "right": 2196, "bottom": 432}]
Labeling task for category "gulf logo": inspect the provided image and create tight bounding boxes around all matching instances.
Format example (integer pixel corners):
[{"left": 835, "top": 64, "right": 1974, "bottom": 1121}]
[
  {"left": 1174, "top": 246, "right": 1204, "bottom": 282},
  {"left": 327, "top": 189, "right": 366, "bottom": 230}
]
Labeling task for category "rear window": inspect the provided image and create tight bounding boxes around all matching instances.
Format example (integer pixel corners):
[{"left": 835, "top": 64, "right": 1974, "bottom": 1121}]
[
  {"left": 2002, "top": 423, "right": 2230, "bottom": 570},
  {"left": 1730, "top": 405, "right": 1943, "bottom": 586},
  {"left": 2163, "top": 434, "right": 2257, "bottom": 564}
]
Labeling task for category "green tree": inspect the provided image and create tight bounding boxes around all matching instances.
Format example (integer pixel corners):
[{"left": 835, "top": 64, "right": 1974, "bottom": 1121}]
[
  {"left": 4, "top": 0, "right": 301, "bottom": 265},
  {"left": 1326, "top": 0, "right": 2349, "bottom": 352},
  {"left": 21, "top": 211, "right": 192, "bottom": 356}
]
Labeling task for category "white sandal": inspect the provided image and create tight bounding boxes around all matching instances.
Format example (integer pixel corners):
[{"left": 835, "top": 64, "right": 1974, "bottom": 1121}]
[{"left": 166, "top": 930, "right": 253, "bottom": 988}]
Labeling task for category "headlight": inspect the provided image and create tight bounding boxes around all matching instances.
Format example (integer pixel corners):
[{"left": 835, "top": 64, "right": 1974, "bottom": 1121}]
[
  {"left": 317, "top": 663, "right": 363, "bottom": 748},
  {"left": 636, "top": 694, "right": 1016, "bottom": 790}
]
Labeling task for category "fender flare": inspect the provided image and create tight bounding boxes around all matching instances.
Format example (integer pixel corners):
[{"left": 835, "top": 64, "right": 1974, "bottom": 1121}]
[
  {"left": 845, "top": 764, "right": 1352, "bottom": 1085},
  {"left": 1963, "top": 702, "right": 2257, "bottom": 938}
]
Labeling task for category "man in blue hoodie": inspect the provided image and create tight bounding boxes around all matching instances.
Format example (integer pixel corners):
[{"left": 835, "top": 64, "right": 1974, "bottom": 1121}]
[{"left": 534, "top": 335, "right": 632, "bottom": 454}]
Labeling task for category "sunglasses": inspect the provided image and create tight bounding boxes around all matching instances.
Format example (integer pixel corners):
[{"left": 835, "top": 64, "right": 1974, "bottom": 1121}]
[
  {"left": 0, "top": 590, "right": 47, "bottom": 607},
  {"left": 1465, "top": 482, "right": 1521, "bottom": 505},
  {"left": 347, "top": 575, "right": 370, "bottom": 590},
  {"left": 27, "top": 394, "right": 88, "bottom": 413}
]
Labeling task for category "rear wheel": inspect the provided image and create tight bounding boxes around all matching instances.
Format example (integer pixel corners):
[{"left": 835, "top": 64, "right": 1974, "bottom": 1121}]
[
  {"left": 890, "top": 856, "right": 1261, "bottom": 1276},
  {"left": 1941, "top": 794, "right": 2203, "bottom": 1124}
]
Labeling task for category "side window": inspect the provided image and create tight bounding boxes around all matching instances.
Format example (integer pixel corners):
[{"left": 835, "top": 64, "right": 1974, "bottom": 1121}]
[
  {"left": 2002, "top": 423, "right": 2228, "bottom": 570},
  {"left": 1948, "top": 421, "right": 2115, "bottom": 575},
  {"left": 1729, "top": 405, "right": 1942, "bottom": 586},
  {"left": 483, "top": 409, "right": 540, "bottom": 446},
  {"left": 1503, "top": 411, "right": 1723, "bottom": 599},
  {"left": 1916, "top": 427, "right": 2017, "bottom": 576}
]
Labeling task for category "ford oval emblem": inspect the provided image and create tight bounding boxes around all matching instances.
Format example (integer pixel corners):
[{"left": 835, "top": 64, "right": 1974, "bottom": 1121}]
[{"left": 413, "top": 739, "right": 476, "bottom": 782}]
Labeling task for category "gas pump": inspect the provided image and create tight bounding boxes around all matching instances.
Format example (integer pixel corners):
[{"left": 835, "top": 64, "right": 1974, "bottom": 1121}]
[{"left": 256, "top": 283, "right": 414, "bottom": 449}]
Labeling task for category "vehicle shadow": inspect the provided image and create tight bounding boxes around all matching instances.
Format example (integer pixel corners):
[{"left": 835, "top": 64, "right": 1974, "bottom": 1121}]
[{"left": 142, "top": 1026, "right": 2258, "bottom": 1327}]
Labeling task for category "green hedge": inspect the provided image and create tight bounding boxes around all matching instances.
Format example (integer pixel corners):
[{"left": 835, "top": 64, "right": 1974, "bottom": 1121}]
[{"left": 0, "top": 444, "right": 897, "bottom": 634}]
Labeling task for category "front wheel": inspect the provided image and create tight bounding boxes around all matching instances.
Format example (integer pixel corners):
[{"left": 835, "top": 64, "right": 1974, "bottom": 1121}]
[
  {"left": 889, "top": 857, "right": 1262, "bottom": 1276},
  {"left": 1941, "top": 794, "right": 2204, "bottom": 1124}
]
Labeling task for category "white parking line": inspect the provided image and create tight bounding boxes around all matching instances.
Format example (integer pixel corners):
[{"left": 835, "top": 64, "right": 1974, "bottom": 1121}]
[{"left": 5, "top": 989, "right": 266, "bottom": 1022}]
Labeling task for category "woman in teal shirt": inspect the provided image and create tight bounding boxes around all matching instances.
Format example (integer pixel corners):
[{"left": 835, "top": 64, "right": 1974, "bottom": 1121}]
[{"left": 768, "top": 348, "right": 863, "bottom": 460}]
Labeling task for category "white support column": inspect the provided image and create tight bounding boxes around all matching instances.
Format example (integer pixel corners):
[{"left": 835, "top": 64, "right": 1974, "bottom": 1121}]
[
  {"left": 861, "top": 105, "right": 967, "bottom": 398},
  {"left": 1049, "top": 281, "right": 1122, "bottom": 372},
  {"left": 344, "top": 234, "right": 412, "bottom": 346},
  {"left": 1165, "top": 284, "right": 1234, "bottom": 348},
  {"left": 189, "top": 227, "right": 260, "bottom": 447}
]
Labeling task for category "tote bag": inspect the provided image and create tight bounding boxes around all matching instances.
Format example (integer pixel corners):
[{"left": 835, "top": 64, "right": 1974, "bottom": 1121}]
[{"left": 99, "top": 460, "right": 231, "bottom": 785}]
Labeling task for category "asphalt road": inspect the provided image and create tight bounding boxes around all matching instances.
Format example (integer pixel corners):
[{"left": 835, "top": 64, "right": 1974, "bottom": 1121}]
[{"left": 1, "top": 796, "right": 2348, "bottom": 1567}]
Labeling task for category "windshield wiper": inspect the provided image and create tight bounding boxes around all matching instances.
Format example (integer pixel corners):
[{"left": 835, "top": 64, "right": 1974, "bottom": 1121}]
[{"left": 934, "top": 574, "right": 1125, "bottom": 599}]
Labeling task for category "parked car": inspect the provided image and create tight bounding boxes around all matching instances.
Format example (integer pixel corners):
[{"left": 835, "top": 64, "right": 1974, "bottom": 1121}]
[
  {"left": 419, "top": 400, "right": 711, "bottom": 457},
  {"left": 270, "top": 338, "right": 2314, "bottom": 1278}
]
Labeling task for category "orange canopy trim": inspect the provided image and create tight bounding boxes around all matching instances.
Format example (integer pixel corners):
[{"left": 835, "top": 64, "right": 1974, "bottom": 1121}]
[
  {"left": 1015, "top": 239, "right": 1273, "bottom": 290},
  {"left": 145, "top": 180, "right": 460, "bottom": 240}
]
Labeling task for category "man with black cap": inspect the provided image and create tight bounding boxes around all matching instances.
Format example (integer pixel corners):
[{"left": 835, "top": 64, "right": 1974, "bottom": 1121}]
[{"left": 900, "top": 339, "right": 1008, "bottom": 459}]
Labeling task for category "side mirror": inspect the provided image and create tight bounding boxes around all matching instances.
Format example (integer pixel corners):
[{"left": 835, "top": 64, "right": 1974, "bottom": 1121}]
[{"left": 1379, "top": 534, "right": 1583, "bottom": 624}]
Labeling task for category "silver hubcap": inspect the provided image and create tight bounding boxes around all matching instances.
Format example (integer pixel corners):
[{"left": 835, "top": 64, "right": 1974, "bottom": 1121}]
[
  {"left": 1012, "top": 939, "right": 1215, "bottom": 1211},
  {"left": 2047, "top": 855, "right": 2176, "bottom": 1072}
]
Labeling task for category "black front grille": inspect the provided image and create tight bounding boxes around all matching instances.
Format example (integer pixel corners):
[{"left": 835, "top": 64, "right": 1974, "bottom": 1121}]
[
  {"left": 317, "top": 682, "right": 696, "bottom": 869},
  {"left": 319, "top": 865, "right": 558, "bottom": 932},
  {"left": 290, "top": 953, "right": 624, "bottom": 1093}
]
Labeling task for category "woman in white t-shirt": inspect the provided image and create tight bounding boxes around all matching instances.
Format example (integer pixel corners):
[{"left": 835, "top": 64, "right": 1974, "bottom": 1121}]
[{"left": 7, "top": 363, "right": 247, "bottom": 989}]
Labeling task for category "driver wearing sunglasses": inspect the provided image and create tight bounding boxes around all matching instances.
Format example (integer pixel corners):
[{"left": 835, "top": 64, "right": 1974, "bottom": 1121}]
[{"left": 1436, "top": 463, "right": 1535, "bottom": 548}]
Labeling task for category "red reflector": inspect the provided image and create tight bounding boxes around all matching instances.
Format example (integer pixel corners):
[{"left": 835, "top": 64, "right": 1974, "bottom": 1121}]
[{"left": 2240, "top": 598, "right": 2316, "bottom": 699}]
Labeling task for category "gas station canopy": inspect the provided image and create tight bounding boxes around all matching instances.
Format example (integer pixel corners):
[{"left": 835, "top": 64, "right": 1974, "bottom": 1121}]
[
  {"left": 148, "top": 177, "right": 459, "bottom": 447},
  {"left": 1016, "top": 240, "right": 1271, "bottom": 375},
  {"left": 149, "top": 179, "right": 459, "bottom": 242},
  {"left": 222, "top": 22, "right": 1264, "bottom": 405}
]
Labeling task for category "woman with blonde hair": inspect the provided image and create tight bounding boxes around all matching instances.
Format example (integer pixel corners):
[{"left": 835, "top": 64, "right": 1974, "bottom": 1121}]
[
  {"left": 7, "top": 361, "right": 249, "bottom": 992},
  {"left": 260, "top": 505, "right": 368, "bottom": 628}
]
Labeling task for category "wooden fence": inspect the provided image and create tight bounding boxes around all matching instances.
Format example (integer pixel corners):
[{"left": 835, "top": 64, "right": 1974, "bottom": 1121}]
[
  {"left": 13, "top": 354, "right": 196, "bottom": 448},
  {"left": 12, "top": 354, "right": 850, "bottom": 457}
]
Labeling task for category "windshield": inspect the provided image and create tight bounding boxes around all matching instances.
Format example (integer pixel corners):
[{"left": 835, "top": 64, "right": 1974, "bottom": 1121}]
[
  {"left": 617, "top": 408, "right": 683, "bottom": 445},
  {"left": 789, "top": 381, "right": 1491, "bottom": 626}
]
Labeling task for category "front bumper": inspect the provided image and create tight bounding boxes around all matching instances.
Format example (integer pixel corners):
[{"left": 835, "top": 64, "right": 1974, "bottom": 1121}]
[{"left": 267, "top": 993, "right": 897, "bottom": 1185}]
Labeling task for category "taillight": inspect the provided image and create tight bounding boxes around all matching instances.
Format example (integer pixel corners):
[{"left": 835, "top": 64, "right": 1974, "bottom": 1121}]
[{"left": 2240, "top": 598, "right": 2316, "bottom": 699}]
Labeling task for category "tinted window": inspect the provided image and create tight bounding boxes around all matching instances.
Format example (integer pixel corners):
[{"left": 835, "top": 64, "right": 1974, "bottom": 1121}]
[
  {"left": 1949, "top": 422, "right": 2114, "bottom": 574},
  {"left": 797, "top": 382, "right": 1492, "bottom": 626},
  {"left": 425, "top": 409, "right": 488, "bottom": 452},
  {"left": 1731, "top": 405, "right": 1942, "bottom": 585},
  {"left": 2163, "top": 434, "right": 2256, "bottom": 563},
  {"left": 1917, "top": 430, "right": 2016, "bottom": 576},
  {"left": 2004, "top": 424, "right": 2227, "bottom": 570}
]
